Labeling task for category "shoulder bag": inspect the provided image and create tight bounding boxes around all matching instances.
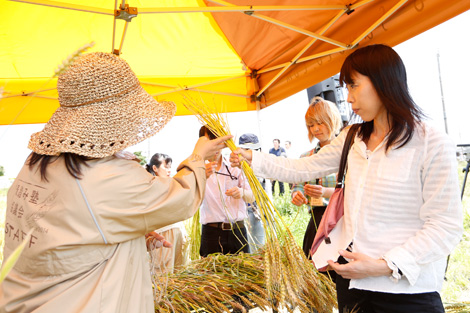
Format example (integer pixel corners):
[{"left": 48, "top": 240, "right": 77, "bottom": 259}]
[{"left": 309, "top": 123, "right": 360, "bottom": 260}]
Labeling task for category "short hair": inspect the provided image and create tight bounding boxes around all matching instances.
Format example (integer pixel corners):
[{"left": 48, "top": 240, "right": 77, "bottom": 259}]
[
  {"left": 199, "top": 125, "right": 217, "bottom": 140},
  {"left": 305, "top": 96, "right": 342, "bottom": 143},
  {"left": 164, "top": 155, "right": 172, "bottom": 166},
  {"left": 273, "top": 139, "right": 280, "bottom": 144},
  {"left": 285, "top": 141, "right": 291, "bottom": 145},
  {"left": 339, "top": 44, "right": 424, "bottom": 150},
  {"left": 146, "top": 153, "right": 172, "bottom": 174}
]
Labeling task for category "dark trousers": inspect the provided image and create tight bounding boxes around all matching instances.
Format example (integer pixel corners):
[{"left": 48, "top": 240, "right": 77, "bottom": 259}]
[
  {"left": 336, "top": 257, "right": 445, "bottom": 313},
  {"left": 200, "top": 224, "right": 249, "bottom": 257},
  {"left": 271, "top": 180, "right": 285, "bottom": 196},
  {"left": 303, "top": 207, "right": 336, "bottom": 282},
  {"left": 302, "top": 206, "right": 327, "bottom": 257}
]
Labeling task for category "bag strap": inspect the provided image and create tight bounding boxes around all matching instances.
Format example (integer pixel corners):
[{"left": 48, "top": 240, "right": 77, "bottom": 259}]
[
  {"left": 336, "top": 124, "right": 360, "bottom": 188},
  {"left": 76, "top": 178, "right": 108, "bottom": 244}
]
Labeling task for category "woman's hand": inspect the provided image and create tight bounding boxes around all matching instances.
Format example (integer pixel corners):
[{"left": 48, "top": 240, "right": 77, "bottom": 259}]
[
  {"left": 229, "top": 148, "right": 252, "bottom": 168},
  {"left": 327, "top": 250, "right": 392, "bottom": 279},
  {"left": 291, "top": 190, "right": 307, "bottom": 206},
  {"left": 145, "top": 231, "right": 173, "bottom": 251},
  {"left": 304, "top": 184, "right": 323, "bottom": 198},
  {"left": 225, "top": 187, "right": 242, "bottom": 199},
  {"left": 193, "top": 135, "right": 232, "bottom": 160}
]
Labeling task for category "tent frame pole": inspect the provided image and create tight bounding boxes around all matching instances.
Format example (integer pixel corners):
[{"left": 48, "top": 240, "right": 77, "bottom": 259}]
[
  {"left": 351, "top": 0, "right": 409, "bottom": 46},
  {"left": 255, "top": 9, "right": 346, "bottom": 98},
  {"left": 10, "top": 0, "right": 113, "bottom": 15}
]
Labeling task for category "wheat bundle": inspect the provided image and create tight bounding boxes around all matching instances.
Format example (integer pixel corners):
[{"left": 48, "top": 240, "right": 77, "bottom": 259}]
[
  {"left": 154, "top": 252, "right": 271, "bottom": 312},
  {"left": 187, "top": 209, "right": 202, "bottom": 262},
  {"left": 153, "top": 96, "right": 337, "bottom": 312}
]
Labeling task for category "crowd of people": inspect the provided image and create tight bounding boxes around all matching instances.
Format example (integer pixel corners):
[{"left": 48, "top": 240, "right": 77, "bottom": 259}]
[{"left": 0, "top": 44, "right": 463, "bottom": 313}]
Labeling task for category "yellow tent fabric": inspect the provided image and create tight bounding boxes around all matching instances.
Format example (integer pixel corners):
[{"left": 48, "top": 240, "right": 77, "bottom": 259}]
[{"left": 0, "top": 0, "right": 469, "bottom": 125}]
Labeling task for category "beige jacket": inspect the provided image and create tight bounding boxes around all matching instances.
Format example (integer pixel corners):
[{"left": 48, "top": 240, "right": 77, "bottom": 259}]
[{"left": 0, "top": 155, "right": 205, "bottom": 313}]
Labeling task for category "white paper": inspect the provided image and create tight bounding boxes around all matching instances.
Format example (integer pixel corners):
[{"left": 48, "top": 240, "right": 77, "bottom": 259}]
[{"left": 311, "top": 217, "right": 350, "bottom": 269}]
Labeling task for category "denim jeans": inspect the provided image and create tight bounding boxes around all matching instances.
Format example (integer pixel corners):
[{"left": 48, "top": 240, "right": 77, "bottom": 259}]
[{"left": 246, "top": 206, "right": 265, "bottom": 253}]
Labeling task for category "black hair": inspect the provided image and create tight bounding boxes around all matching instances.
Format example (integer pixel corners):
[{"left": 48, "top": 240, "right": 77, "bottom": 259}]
[
  {"left": 199, "top": 125, "right": 217, "bottom": 140},
  {"left": 340, "top": 44, "right": 425, "bottom": 150},
  {"left": 27, "top": 152, "right": 90, "bottom": 181},
  {"left": 146, "top": 153, "right": 172, "bottom": 174},
  {"left": 273, "top": 139, "right": 280, "bottom": 144}
]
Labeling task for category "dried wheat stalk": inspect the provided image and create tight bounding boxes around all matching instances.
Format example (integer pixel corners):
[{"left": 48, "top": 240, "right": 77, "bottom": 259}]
[{"left": 151, "top": 95, "right": 337, "bottom": 312}]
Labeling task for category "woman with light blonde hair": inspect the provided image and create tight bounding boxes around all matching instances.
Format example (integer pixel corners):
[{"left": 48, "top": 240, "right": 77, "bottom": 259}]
[
  {"left": 305, "top": 96, "right": 343, "bottom": 143},
  {"left": 291, "top": 96, "right": 342, "bottom": 267}
]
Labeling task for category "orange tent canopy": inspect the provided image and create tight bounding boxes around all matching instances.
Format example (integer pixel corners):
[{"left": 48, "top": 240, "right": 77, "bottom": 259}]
[{"left": 1, "top": 0, "right": 469, "bottom": 125}]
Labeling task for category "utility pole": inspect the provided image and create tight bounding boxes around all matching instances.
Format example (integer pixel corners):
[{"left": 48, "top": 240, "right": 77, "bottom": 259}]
[{"left": 437, "top": 51, "right": 448, "bottom": 134}]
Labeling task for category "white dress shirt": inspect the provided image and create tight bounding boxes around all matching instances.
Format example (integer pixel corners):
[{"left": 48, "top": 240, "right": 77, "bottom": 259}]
[{"left": 252, "top": 123, "right": 463, "bottom": 294}]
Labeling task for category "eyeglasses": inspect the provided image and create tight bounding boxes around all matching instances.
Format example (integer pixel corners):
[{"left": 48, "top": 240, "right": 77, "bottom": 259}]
[{"left": 216, "top": 165, "right": 237, "bottom": 180}]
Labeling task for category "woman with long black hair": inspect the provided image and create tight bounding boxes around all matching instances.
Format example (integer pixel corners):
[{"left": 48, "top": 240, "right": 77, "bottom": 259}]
[{"left": 230, "top": 44, "right": 463, "bottom": 313}]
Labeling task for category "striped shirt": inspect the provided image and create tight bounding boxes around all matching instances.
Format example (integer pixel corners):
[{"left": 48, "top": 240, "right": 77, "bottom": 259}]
[{"left": 252, "top": 123, "right": 463, "bottom": 294}]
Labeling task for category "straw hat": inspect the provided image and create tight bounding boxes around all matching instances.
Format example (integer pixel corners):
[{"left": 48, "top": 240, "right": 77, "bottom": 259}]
[{"left": 28, "top": 52, "right": 176, "bottom": 158}]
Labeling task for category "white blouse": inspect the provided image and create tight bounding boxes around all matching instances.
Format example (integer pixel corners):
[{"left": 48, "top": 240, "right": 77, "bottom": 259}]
[{"left": 252, "top": 123, "right": 463, "bottom": 294}]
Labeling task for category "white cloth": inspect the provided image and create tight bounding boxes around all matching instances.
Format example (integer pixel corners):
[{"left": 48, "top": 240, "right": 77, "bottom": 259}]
[
  {"left": 149, "top": 225, "right": 188, "bottom": 274},
  {"left": 252, "top": 123, "right": 463, "bottom": 294},
  {"left": 155, "top": 221, "right": 184, "bottom": 234},
  {"left": 200, "top": 157, "right": 251, "bottom": 224}
]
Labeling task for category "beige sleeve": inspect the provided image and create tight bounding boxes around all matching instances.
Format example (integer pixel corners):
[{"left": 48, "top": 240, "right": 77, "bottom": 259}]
[{"left": 80, "top": 157, "right": 206, "bottom": 244}]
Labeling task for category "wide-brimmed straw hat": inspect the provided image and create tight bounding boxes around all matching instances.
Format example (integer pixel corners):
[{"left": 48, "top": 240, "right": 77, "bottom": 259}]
[{"left": 28, "top": 52, "right": 176, "bottom": 158}]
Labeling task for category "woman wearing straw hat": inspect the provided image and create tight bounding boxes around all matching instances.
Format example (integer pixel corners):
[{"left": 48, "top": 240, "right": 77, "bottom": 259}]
[
  {"left": 230, "top": 44, "right": 463, "bottom": 312},
  {"left": 0, "top": 52, "right": 230, "bottom": 313}
]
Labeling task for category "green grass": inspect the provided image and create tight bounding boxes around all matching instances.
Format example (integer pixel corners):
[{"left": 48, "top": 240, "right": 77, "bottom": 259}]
[
  {"left": 441, "top": 162, "right": 470, "bottom": 303},
  {"left": 271, "top": 183, "right": 310, "bottom": 247}
]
